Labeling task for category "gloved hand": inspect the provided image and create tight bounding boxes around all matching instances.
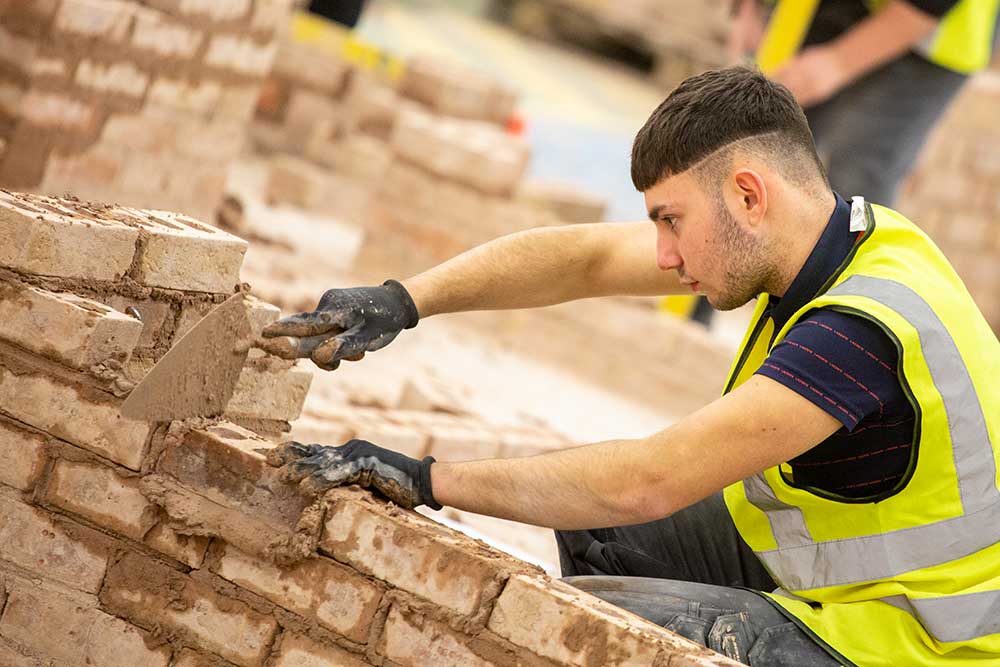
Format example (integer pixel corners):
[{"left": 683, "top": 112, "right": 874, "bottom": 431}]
[
  {"left": 267, "top": 439, "right": 441, "bottom": 510},
  {"left": 259, "top": 280, "right": 419, "bottom": 370}
]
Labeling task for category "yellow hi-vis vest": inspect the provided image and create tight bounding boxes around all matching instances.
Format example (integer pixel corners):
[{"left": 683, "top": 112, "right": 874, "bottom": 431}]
[
  {"left": 722, "top": 199, "right": 1000, "bottom": 667},
  {"left": 757, "top": 0, "right": 999, "bottom": 75}
]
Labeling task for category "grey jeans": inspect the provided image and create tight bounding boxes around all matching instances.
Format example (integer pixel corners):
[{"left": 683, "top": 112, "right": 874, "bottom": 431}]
[{"left": 556, "top": 493, "right": 848, "bottom": 666}]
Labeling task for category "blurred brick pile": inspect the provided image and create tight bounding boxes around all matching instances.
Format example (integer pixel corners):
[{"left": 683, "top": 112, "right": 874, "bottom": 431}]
[
  {"left": 252, "top": 32, "right": 607, "bottom": 276},
  {"left": 0, "top": 0, "right": 294, "bottom": 222},
  {"left": 897, "top": 68, "right": 1000, "bottom": 331},
  {"left": 0, "top": 190, "right": 737, "bottom": 667},
  {"left": 504, "top": 0, "right": 730, "bottom": 88}
]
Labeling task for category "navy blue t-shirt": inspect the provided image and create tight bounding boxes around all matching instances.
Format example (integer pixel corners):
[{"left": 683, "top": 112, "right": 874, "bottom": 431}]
[{"left": 753, "top": 194, "right": 916, "bottom": 500}]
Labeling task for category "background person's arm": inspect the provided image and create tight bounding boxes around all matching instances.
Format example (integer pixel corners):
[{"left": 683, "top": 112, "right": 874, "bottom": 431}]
[{"left": 775, "top": 0, "right": 943, "bottom": 107}]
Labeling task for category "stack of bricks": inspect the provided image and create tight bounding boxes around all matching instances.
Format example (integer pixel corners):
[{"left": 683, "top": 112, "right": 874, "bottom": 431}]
[
  {"left": 505, "top": 0, "right": 729, "bottom": 89},
  {"left": 0, "top": 0, "right": 294, "bottom": 224},
  {"left": 0, "top": 193, "right": 738, "bottom": 666},
  {"left": 252, "top": 26, "right": 607, "bottom": 276},
  {"left": 896, "top": 68, "right": 1000, "bottom": 332}
]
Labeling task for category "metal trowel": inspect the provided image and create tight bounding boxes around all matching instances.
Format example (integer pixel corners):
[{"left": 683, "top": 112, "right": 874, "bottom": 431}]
[{"left": 120, "top": 293, "right": 254, "bottom": 421}]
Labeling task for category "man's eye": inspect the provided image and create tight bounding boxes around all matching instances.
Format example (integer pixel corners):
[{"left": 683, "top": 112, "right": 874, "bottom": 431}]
[{"left": 661, "top": 217, "right": 676, "bottom": 229}]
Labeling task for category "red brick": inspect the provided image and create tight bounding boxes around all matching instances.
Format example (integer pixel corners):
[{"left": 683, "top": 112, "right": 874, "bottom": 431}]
[
  {"left": 273, "top": 632, "right": 368, "bottom": 667},
  {"left": 0, "top": 360, "right": 150, "bottom": 470},
  {"left": 489, "top": 575, "right": 738, "bottom": 667},
  {"left": 53, "top": 0, "right": 134, "bottom": 42},
  {"left": 213, "top": 543, "right": 383, "bottom": 642},
  {"left": 0, "top": 278, "right": 142, "bottom": 368},
  {"left": 0, "top": 639, "right": 38, "bottom": 667},
  {"left": 131, "top": 9, "right": 204, "bottom": 59},
  {"left": 0, "top": 577, "right": 170, "bottom": 667},
  {"left": 99, "top": 295, "right": 172, "bottom": 348},
  {"left": 44, "top": 459, "right": 157, "bottom": 540},
  {"left": 377, "top": 605, "right": 504, "bottom": 667},
  {"left": 132, "top": 209, "right": 248, "bottom": 293},
  {"left": 0, "top": 418, "right": 47, "bottom": 491},
  {"left": 100, "top": 551, "right": 278, "bottom": 667},
  {"left": 0, "top": 191, "right": 138, "bottom": 281},
  {"left": 148, "top": 423, "right": 311, "bottom": 557},
  {"left": 74, "top": 59, "right": 149, "bottom": 98},
  {"left": 148, "top": 77, "right": 222, "bottom": 115},
  {"left": 143, "top": 521, "right": 210, "bottom": 568},
  {"left": 0, "top": 488, "right": 108, "bottom": 593},
  {"left": 204, "top": 34, "right": 278, "bottom": 77},
  {"left": 226, "top": 364, "right": 312, "bottom": 422},
  {"left": 320, "top": 489, "right": 536, "bottom": 617}
]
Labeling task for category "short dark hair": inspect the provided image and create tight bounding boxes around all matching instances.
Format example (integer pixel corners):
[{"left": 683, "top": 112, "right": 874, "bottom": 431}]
[{"left": 630, "top": 67, "right": 827, "bottom": 192}]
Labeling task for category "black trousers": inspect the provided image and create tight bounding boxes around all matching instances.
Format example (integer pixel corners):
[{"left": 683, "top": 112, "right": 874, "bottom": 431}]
[{"left": 556, "top": 493, "right": 848, "bottom": 666}]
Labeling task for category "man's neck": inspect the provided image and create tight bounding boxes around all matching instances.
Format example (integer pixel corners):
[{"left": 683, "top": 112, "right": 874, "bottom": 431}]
[{"left": 766, "top": 189, "right": 838, "bottom": 297}]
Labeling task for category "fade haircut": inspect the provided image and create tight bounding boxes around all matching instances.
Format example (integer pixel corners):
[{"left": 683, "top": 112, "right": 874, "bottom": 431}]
[{"left": 630, "top": 67, "right": 829, "bottom": 193}]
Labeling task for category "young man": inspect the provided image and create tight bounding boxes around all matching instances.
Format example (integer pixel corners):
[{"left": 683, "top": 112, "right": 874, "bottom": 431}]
[{"left": 262, "top": 68, "right": 1000, "bottom": 666}]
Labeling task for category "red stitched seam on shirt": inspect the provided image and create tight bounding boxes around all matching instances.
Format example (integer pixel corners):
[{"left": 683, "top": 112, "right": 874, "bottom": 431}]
[
  {"left": 803, "top": 320, "right": 894, "bottom": 373},
  {"left": 832, "top": 473, "right": 905, "bottom": 490},
  {"left": 850, "top": 418, "right": 912, "bottom": 435},
  {"left": 792, "top": 442, "right": 912, "bottom": 467},
  {"left": 761, "top": 362, "right": 858, "bottom": 422},
  {"left": 782, "top": 339, "right": 885, "bottom": 417}
]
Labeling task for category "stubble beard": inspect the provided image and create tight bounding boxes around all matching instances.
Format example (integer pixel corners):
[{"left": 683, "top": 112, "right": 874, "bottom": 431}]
[{"left": 708, "top": 199, "right": 773, "bottom": 311}]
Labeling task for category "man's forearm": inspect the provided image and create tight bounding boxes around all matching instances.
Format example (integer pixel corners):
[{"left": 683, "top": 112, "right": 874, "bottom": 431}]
[{"left": 401, "top": 222, "right": 682, "bottom": 318}]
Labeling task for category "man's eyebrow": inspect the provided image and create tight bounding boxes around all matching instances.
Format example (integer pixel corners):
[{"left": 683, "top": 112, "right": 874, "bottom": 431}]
[{"left": 648, "top": 205, "right": 665, "bottom": 222}]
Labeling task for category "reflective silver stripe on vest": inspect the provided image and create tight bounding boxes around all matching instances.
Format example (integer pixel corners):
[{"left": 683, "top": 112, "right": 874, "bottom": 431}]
[
  {"left": 744, "top": 473, "right": 813, "bottom": 547},
  {"left": 881, "top": 592, "right": 1000, "bottom": 643},
  {"left": 752, "top": 275, "right": 1000, "bottom": 591}
]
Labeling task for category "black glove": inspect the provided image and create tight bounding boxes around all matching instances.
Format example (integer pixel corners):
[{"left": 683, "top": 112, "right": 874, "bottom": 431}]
[
  {"left": 260, "top": 280, "right": 418, "bottom": 370},
  {"left": 267, "top": 439, "right": 441, "bottom": 510}
]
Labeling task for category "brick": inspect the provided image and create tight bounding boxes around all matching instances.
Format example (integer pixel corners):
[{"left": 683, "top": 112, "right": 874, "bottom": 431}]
[
  {"left": 0, "top": 639, "right": 38, "bottom": 667},
  {"left": 329, "top": 134, "right": 392, "bottom": 182},
  {"left": 426, "top": 424, "right": 501, "bottom": 461},
  {"left": 19, "top": 89, "right": 98, "bottom": 132},
  {"left": 75, "top": 59, "right": 149, "bottom": 98},
  {"left": 288, "top": 414, "right": 355, "bottom": 445},
  {"left": 272, "top": 42, "right": 350, "bottom": 96},
  {"left": 0, "top": 278, "right": 142, "bottom": 368},
  {"left": 517, "top": 181, "right": 607, "bottom": 224},
  {"left": 351, "top": 418, "right": 430, "bottom": 459},
  {"left": 147, "top": 423, "right": 311, "bottom": 556},
  {"left": 143, "top": 522, "right": 210, "bottom": 568},
  {"left": 320, "top": 490, "right": 535, "bottom": 616},
  {"left": 399, "top": 57, "right": 517, "bottom": 125},
  {"left": 175, "top": 119, "right": 246, "bottom": 161},
  {"left": 0, "top": 419, "right": 47, "bottom": 491},
  {"left": 489, "top": 575, "right": 730, "bottom": 667},
  {"left": 216, "top": 84, "right": 263, "bottom": 122},
  {"left": 205, "top": 35, "right": 278, "bottom": 77},
  {"left": 40, "top": 144, "right": 127, "bottom": 199},
  {"left": 0, "top": 360, "right": 149, "bottom": 470},
  {"left": 131, "top": 9, "right": 204, "bottom": 59},
  {"left": 54, "top": 0, "right": 134, "bottom": 42},
  {"left": 397, "top": 375, "right": 472, "bottom": 415},
  {"left": 0, "top": 191, "right": 138, "bottom": 280},
  {"left": 273, "top": 633, "right": 368, "bottom": 667},
  {"left": 147, "top": 77, "right": 222, "bottom": 114},
  {"left": 0, "top": 488, "right": 108, "bottom": 593},
  {"left": 173, "top": 299, "right": 216, "bottom": 340},
  {"left": 99, "top": 295, "right": 172, "bottom": 348},
  {"left": 266, "top": 155, "right": 331, "bottom": 209},
  {"left": 101, "top": 551, "right": 278, "bottom": 667},
  {"left": 377, "top": 605, "right": 504, "bottom": 667},
  {"left": 44, "top": 459, "right": 157, "bottom": 540},
  {"left": 0, "top": 577, "right": 170, "bottom": 667},
  {"left": 171, "top": 649, "right": 219, "bottom": 667},
  {"left": 342, "top": 74, "right": 399, "bottom": 139},
  {"left": 180, "top": 0, "right": 252, "bottom": 21},
  {"left": 213, "top": 543, "right": 382, "bottom": 642},
  {"left": 134, "top": 209, "right": 248, "bottom": 293},
  {"left": 226, "top": 364, "right": 312, "bottom": 422}
]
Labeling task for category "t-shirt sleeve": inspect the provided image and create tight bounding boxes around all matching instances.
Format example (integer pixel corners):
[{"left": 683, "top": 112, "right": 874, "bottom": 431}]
[
  {"left": 754, "top": 309, "right": 904, "bottom": 431},
  {"left": 903, "top": 0, "right": 961, "bottom": 18}
]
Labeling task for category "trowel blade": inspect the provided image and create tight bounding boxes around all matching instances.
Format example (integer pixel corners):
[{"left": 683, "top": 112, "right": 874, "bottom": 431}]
[{"left": 120, "top": 293, "right": 252, "bottom": 421}]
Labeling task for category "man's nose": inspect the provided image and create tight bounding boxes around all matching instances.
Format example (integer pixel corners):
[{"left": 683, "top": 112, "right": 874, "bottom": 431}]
[{"left": 656, "top": 233, "right": 682, "bottom": 271}]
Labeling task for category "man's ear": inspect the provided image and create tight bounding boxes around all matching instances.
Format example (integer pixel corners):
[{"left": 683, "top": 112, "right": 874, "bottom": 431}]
[{"left": 732, "top": 169, "right": 767, "bottom": 228}]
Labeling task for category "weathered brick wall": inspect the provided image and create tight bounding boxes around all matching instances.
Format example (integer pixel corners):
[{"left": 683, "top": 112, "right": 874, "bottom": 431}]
[
  {"left": 897, "top": 69, "right": 1000, "bottom": 331},
  {"left": 0, "top": 0, "right": 294, "bottom": 223},
  {"left": 0, "top": 191, "right": 737, "bottom": 666}
]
